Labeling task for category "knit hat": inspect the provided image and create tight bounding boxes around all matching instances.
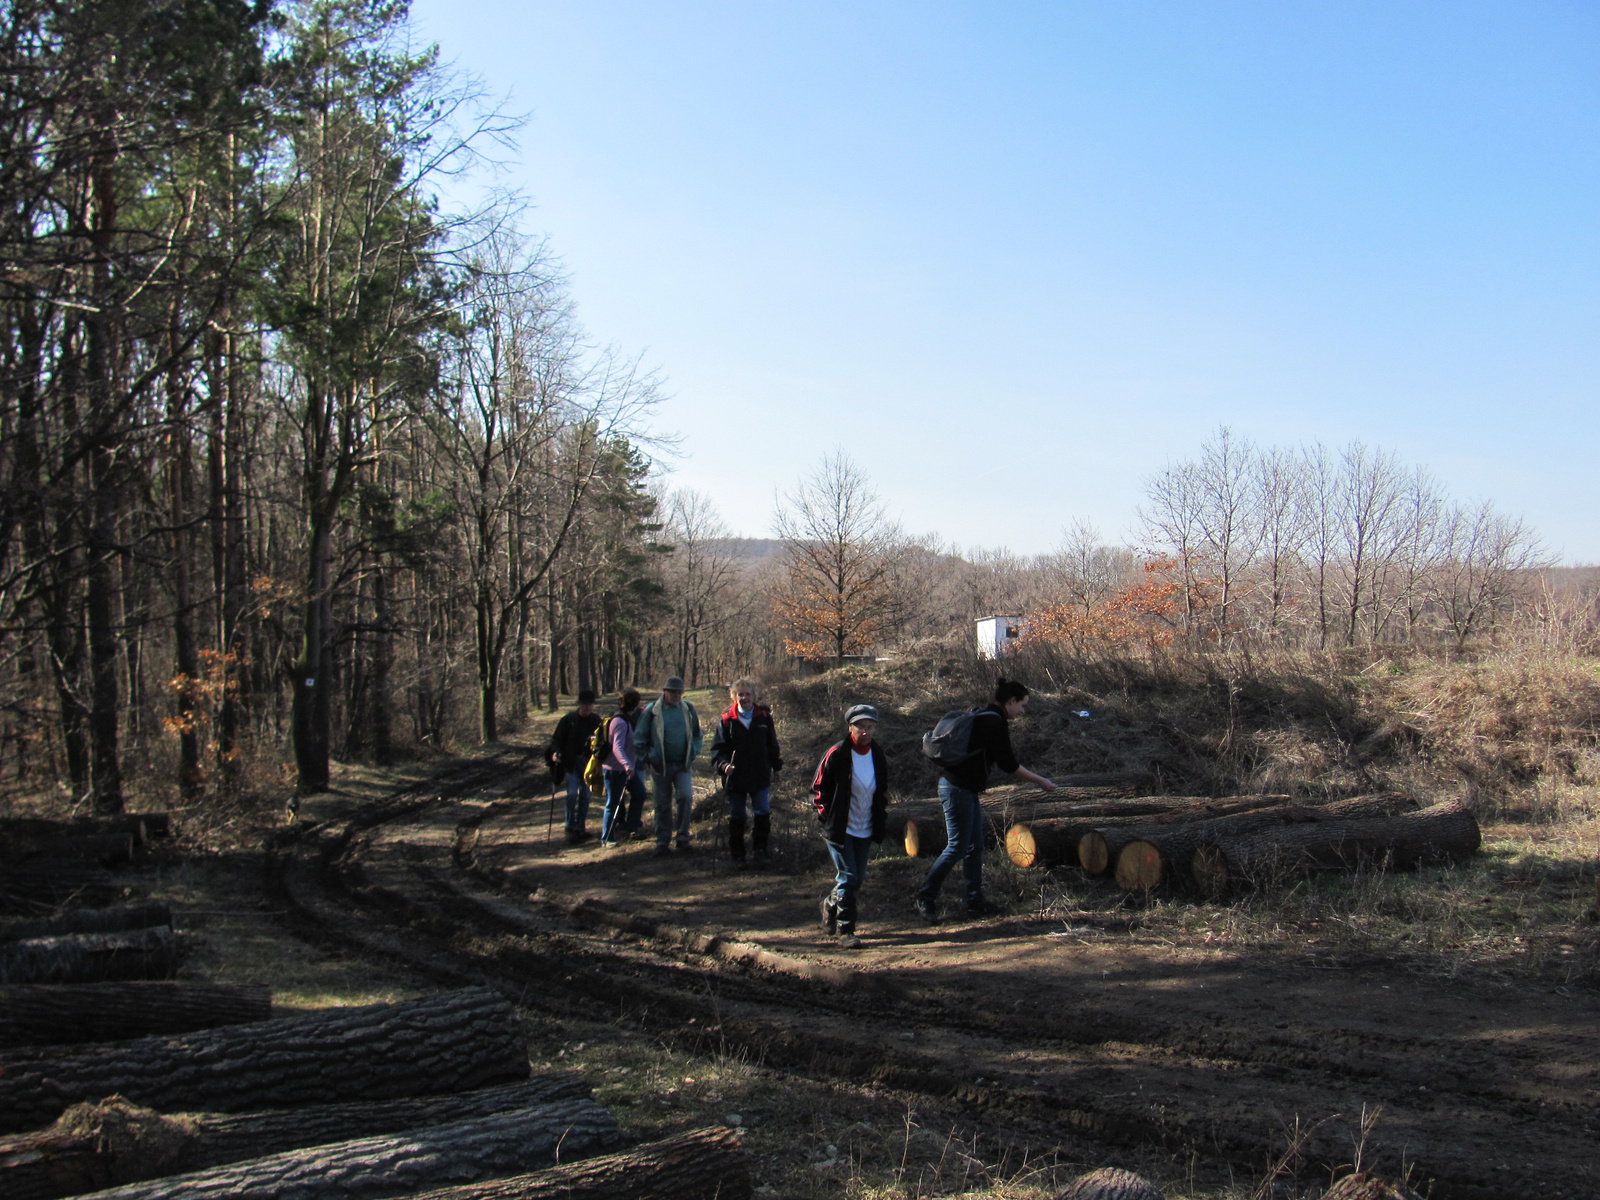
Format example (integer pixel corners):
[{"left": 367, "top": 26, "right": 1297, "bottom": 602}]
[
  {"left": 845, "top": 704, "right": 879, "bottom": 726},
  {"left": 663, "top": 676, "right": 687, "bottom": 692}
]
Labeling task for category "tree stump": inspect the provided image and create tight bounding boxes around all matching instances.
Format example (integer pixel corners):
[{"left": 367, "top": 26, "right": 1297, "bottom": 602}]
[
  {"left": 1054, "top": 1165, "right": 1164, "bottom": 1199},
  {"left": 0, "top": 982, "right": 270, "bottom": 1047},
  {"left": 0, "top": 987, "right": 530, "bottom": 1134},
  {"left": 408, "top": 1126, "right": 749, "bottom": 1200}
]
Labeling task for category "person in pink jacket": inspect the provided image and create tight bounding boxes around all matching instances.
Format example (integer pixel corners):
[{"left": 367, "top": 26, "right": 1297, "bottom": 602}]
[{"left": 599, "top": 689, "right": 649, "bottom": 846}]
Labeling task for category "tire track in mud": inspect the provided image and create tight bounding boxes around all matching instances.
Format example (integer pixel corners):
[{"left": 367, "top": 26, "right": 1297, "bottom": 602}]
[{"left": 266, "top": 749, "right": 1597, "bottom": 1200}]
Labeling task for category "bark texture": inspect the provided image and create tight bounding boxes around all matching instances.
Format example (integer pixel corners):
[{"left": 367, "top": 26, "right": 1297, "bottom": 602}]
[
  {"left": 1081, "top": 793, "right": 1408, "bottom": 882},
  {"left": 0, "top": 982, "right": 270, "bottom": 1047},
  {"left": 71, "top": 1100, "right": 620, "bottom": 1200},
  {"left": 1196, "top": 800, "right": 1480, "bottom": 893},
  {"left": 1054, "top": 1166, "right": 1164, "bottom": 1200},
  {"left": 889, "top": 784, "right": 1160, "bottom": 858},
  {"left": 1001, "top": 795, "right": 1292, "bottom": 872},
  {"left": 0, "top": 902, "right": 172, "bottom": 943},
  {"left": 0, "top": 987, "right": 529, "bottom": 1134},
  {"left": 0, "top": 927, "right": 183, "bottom": 986},
  {"left": 407, "top": 1126, "right": 749, "bottom": 1200},
  {"left": 0, "top": 1077, "right": 592, "bottom": 1200}
]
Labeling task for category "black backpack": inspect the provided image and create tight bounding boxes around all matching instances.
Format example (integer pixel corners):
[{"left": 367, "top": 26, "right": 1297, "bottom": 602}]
[{"left": 921, "top": 709, "right": 990, "bottom": 770}]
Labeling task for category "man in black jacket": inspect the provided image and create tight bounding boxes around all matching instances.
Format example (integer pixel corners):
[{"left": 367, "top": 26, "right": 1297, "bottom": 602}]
[
  {"left": 549, "top": 690, "right": 603, "bottom": 844},
  {"left": 810, "top": 704, "right": 889, "bottom": 949},
  {"left": 710, "top": 677, "right": 783, "bottom": 867},
  {"left": 916, "top": 678, "right": 1056, "bottom": 921}
]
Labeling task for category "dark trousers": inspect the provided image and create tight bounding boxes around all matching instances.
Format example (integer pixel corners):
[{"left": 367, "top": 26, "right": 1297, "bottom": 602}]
[{"left": 917, "top": 778, "right": 984, "bottom": 905}]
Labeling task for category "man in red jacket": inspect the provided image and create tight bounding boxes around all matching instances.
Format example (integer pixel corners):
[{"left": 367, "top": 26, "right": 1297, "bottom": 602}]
[{"left": 811, "top": 704, "right": 889, "bottom": 950}]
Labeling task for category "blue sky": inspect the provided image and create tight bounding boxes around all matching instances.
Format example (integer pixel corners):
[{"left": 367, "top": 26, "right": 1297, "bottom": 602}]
[{"left": 408, "top": 1, "right": 1599, "bottom": 561}]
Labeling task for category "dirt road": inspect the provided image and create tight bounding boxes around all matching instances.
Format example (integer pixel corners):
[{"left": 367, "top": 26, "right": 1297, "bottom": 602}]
[{"left": 267, "top": 747, "right": 1598, "bottom": 1199}]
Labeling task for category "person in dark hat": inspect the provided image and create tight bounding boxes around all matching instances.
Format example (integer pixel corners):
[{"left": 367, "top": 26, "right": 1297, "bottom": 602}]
[
  {"left": 549, "top": 689, "right": 603, "bottom": 844},
  {"left": 809, "top": 703, "right": 889, "bottom": 950},
  {"left": 635, "top": 676, "right": 703, "bottom": 854}
]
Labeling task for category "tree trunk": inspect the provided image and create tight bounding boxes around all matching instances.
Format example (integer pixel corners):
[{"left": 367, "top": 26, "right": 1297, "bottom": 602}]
[
  {"left": 0, "top": 926, "right": 182, "bottom": 986},
  {"left": 1102, "top": 793, "right": 1426, "bottom": 891},
  {"left": 409, "top": 1126, "right": 749, "bottom": 1200},
  {"left": 0, "top": 1078, "right": 593, "bottom": 1200},
  {"left": 1001, "top": 796, "right": 1292, "bottom": 870},
  {"left": 292, "top": 513, "right": 333, "bottom": 793},
  {"left": 0, "top": 901, "right": 170, "bottom": 943},
  {"left": 1055, "top": 1166, "right": 1164, "bottom": 1200},
  {"left": 0, "top": 982, "right": 268, "bottom": 1047},
  {"left": 0, "top": 987, "right": 529, "bottom": 1134},
  {"left": 59, "top": 1101, "right": 619, "bottom": 1200},
  {"left": 1193, "top": 800, "right": 1480, "bottom": 894},
  {"left": 1075, "top": 794, "right": 1305, "bottom": 875}
]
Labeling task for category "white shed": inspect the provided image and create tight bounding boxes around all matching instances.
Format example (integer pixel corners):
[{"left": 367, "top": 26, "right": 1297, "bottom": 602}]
[{"left": 976, "top": 615, "right": 1025, "bottom": 659}]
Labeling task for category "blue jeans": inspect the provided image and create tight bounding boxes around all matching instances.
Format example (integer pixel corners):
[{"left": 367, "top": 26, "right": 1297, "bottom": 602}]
[
  {"left": 564, "top": 770, "right": 592, "bottom": 831},
  {"left": 726, "top": 787, "right": 770, "bottom": 820},
  {"left": 652, "top": 768, "right": 694, "bottom": 845},
  {"left": 918, "top": 778, "right": 985, "bottom": 905},
  {"left": 602, "top": 769, "right": 648, "bottom": 842},
  {"left": 827, "top": 835, "right": 872, "bottom": 932}
]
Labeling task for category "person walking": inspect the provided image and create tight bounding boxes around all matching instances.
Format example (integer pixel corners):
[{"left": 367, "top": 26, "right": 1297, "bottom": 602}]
[
  {"left": 598, "top": 688, "right": 649, "bottom": 847},
  {"left": 916, "top": 677, "right": 1056, "bottom": 921},
  {"left": 635, "top": 676, "right": 703, "bottom": 854},
  {"left": 710, "top": 677, "right": 783, "bottom": 868},
  {"left": 811, "top": 704, "right": 889, "bottom": 950},
  {"left": 549, "top": 690, "right": 603, "bottom": 844}
]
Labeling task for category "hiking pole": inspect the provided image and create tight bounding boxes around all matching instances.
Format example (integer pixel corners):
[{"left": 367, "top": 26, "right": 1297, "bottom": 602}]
[{"left": 547, "top": 769, "right": 558, "bottom": 845}]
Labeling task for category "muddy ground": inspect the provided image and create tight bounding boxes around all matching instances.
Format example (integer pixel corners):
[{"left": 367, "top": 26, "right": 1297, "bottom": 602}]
[{"left": 195, "top": 732, "right": 1596, "bottom": 1200}]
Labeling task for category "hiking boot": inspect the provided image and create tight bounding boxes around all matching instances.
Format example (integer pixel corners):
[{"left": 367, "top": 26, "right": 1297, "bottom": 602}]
[
  {"left": 752, "top": 849, "right": 772, "bottom": 869},
  {"left": 914, "top": 897, "right": 940, "bottom": 924},
  {"left": 599, "top": 839, "right": 620, "bottom": 849},
  {"left": 966, "top": 897, "right": 1006, "bottom": 917},
  {"left": 820, "top": 895, "right": 838, "bottom": 935},
  {"left": 838, "top": 932, "right": 862, "bottom": 950},
  {"left": 654, "top": 843, "right": 671, "bottom": 857},
  {"left": 675, "top": 840, "right": 693, "bottom": 853}
]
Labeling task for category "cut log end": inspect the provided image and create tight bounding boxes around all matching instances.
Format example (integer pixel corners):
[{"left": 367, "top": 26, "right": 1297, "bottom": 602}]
[
  {"left": 904, "top": 819, "right": 921, "bottom": 858},
  {"left": 1079, "top": 831, "right": 1110, "bottom": 876},
  {"left": 1054, "top": 1165, "right": 1165, "bottom": 1200},
  {"left": 1113, "top": 841, "right": 1164, "bottom": 891},
  {"left": 1005, "top": 825, "right": 1038, "bottom": 870}
]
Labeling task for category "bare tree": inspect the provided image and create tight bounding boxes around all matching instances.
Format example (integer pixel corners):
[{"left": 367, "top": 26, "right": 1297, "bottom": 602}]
[
  {"left": 659, "top": 488, "right": 743, "bottom": 685},
  {"left": 771, "top": 451, "right": 897, "bottom": 663},
  {"left": 1432, "top": 503, "right": 1542, "bottom": 648}
]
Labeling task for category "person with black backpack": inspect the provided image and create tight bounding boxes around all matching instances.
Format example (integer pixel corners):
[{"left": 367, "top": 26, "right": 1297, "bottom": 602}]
[
  {"left": 549, "top": 690, "right": 603, "bottom": 845},
  {"left": 915, "top": 677, "right": 1057, "bottom": 922}
]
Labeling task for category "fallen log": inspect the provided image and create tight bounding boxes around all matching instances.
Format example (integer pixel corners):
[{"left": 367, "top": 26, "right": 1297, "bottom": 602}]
[
  {"left": 0, "top": 901, "right": 172, "bottom": 943},
  {"left": 408, "top": 1126, "right": 748, "bottom": 1200},
  {"left": 0, "top": 982, "right": 269, "bottom": 1048},
  {"left": 0, "top": 1076, "right": 592, "bottom": 1199},
  {"left": 1109, "top": 792, "right": 1425, "bottom": 891},
  {"left": 1004, "top": 795, "right": 1293, "bottom": 872},
  {"left": 0, "top": 926, "right": 183, "bottom": 986},
  {"left": 0, "top": 816, "right": 159, "bottom": 845},
  {"left": 0, "top": 833, "right": 135, "bottom": 865},
  {"left": 1188, "top": 800, "right": 1480, "bottom": 895},
  {"left": 0, "top": 862, "right": 122, "bottom": 909},
  {"left": 0, "top": 986, "right": 530, "bottom": 1134},
  {"left": 1054, "top": 1166, "right": 1164, "bottom": 1200},
  {"left": 896, "top": 790, "right": 1185, "bottom": 859},
  {"left": 66, "top": 1099, "right": 621, "bottom": 1200}
]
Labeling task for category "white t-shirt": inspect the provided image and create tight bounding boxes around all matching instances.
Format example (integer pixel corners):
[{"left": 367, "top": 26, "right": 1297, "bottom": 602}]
[{"left": 847, "top": 747, "right": 875, "bottom": 838}]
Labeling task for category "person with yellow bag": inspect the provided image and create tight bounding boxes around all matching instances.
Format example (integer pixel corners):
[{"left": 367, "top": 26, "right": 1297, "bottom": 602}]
[{"left": 549, "top": 689, "right": 602, "bottom": 845}]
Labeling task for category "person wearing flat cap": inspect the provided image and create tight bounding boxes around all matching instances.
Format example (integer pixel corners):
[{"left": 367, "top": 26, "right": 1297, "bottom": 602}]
[
  {"left": 809, "top": 703, "right": 889, "bottom": 949},
  {"left": 635, "top": 676, "right": 703, "bottom": 855}
]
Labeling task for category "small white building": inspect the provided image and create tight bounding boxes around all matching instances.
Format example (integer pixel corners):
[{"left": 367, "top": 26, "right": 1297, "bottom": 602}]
[{"left": 975, "top": 615, "right": 1025, "bottom": 659}]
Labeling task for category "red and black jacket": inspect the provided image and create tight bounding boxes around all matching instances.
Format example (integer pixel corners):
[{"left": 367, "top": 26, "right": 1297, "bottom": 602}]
[
  {"left": 810, "top": 739, "right": 889, "bottom": 845},
  {"left": 710, "top": 704, "right": 783, "bottom": 793}
]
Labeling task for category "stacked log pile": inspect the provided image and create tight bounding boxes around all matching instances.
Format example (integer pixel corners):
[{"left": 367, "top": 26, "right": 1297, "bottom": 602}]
[
  {"left": 1008, "top": 795, "right": 1294, "bottom": 872},
  {"left": 890, "top": 772, "right": 1159, "bottom": 859},
  {"left": 0, "top": 986, "right": 749, "bottom": 1200},
  {"left": 0, "top": 815, "right": 166, "bottom": 912}
]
